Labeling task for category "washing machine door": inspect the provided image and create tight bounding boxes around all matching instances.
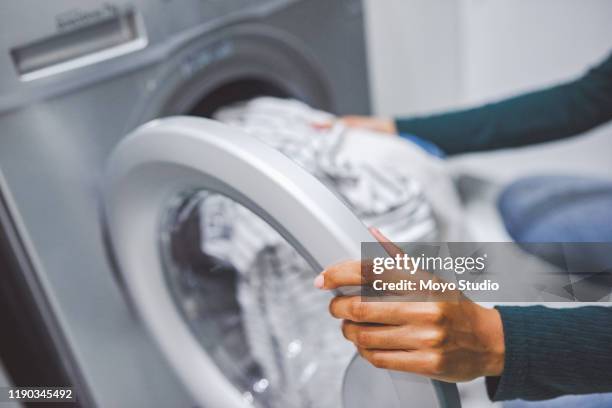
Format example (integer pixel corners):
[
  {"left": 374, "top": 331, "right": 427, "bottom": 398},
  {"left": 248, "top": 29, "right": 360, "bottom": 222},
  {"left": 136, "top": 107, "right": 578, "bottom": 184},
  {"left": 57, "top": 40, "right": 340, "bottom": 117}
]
[{"left": 103, "top": 117, "right": 460, "bottom": 408}]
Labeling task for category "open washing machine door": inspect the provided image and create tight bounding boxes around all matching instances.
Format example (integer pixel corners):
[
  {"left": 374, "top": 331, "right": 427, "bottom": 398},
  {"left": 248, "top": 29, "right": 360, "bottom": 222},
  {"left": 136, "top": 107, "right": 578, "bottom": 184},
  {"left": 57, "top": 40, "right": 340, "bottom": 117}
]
[{"left": 102, "top": 117, "right": 461, "bottom": 408}]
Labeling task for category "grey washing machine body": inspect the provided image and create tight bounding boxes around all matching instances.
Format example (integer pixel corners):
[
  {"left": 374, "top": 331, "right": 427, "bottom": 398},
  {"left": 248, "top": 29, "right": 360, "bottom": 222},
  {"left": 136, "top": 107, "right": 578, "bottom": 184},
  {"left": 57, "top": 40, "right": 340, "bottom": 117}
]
[
  {"left": 0, "top": 1, "right": 460, "bottom": 407},
  {"left": 0, "top": 1, "right": 369, "bottom": 406}
]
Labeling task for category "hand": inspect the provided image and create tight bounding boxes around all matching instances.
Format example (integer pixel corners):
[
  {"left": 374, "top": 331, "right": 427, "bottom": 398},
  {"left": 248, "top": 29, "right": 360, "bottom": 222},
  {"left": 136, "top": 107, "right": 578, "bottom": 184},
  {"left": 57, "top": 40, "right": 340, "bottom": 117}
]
[
  {"left": 313, "top": 115, "right": 398, "bottom": 135},
  {"left": 314, "top": 228, "right": 505, "bottom": 382}
]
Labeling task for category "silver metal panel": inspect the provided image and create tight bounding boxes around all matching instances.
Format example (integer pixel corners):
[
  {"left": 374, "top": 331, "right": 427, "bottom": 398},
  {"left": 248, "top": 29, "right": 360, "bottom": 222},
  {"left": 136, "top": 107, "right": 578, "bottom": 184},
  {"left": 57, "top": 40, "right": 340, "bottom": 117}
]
[
  {"left": 0, "top": 0, "right": 296, "bottom": 96},
  {"left": 0, "top": 0, "right": 371, "bottom": 406}
]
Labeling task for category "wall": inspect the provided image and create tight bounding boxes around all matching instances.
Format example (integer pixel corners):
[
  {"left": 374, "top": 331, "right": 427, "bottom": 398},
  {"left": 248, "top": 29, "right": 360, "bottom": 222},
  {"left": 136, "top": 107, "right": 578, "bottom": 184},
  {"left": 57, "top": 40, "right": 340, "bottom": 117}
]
[
  {"left": 364, "top": 0, "right": 612, "bottom": 115},
  {"left": 459, "top": 0, "right": 612, "bottom": 105},
  {"left": 363, "top": 0, "right": 463, "bottom": 116}
]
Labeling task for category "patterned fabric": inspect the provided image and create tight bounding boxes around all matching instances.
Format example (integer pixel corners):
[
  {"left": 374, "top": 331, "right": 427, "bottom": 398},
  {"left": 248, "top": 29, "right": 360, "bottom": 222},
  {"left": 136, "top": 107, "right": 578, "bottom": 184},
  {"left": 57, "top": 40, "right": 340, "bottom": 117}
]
[{"left": 206, "top": 97, "right": 439, "bottom": 271}]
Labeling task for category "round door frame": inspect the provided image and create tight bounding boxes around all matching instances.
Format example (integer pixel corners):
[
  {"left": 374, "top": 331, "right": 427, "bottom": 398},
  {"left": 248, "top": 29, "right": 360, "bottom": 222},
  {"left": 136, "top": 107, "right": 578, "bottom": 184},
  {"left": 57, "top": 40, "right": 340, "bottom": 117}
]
[
  {"left": 102, "top": 117, "right": 459, "bottom": 407},
  {"left": 128, "top": 23, "right": 334, "bottom": 131}
]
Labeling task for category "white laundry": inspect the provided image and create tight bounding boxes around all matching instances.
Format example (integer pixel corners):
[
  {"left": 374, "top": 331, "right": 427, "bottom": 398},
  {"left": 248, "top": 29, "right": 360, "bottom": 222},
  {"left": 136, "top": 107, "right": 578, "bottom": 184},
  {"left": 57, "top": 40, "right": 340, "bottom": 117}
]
[{"left": 192, "top": 97, "right": 465, "bottom": 408}]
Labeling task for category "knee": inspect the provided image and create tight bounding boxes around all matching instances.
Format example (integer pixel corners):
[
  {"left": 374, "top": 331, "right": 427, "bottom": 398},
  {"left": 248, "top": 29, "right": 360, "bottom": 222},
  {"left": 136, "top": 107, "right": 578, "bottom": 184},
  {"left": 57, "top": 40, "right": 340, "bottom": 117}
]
[{"left": 497, "top": 176, "right": 554, "bottom": 242}]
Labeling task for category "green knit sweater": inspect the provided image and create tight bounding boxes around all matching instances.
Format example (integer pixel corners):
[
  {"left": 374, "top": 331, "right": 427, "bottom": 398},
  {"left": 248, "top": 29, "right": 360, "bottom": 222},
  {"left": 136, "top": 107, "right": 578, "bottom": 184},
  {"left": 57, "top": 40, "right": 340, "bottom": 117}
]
[
  {"left": 488, "top": 306, "right": 612, "bottom": 401},
  {"left": 396, "top": 53, "right": 612, "bottom": 155},
  {"left": 396, "top": 52, "right": 612, "bottom": 401}
]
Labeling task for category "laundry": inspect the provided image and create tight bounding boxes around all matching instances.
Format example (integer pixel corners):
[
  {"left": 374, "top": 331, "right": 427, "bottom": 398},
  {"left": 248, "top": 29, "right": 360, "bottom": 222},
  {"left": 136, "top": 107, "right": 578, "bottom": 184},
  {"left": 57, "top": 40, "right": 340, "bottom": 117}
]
[
  {"left": 185, "top": 97, "right": 462, "bottom": 408},
  {"left": 209, "top": 97, "right": 442, "bottom": 267}
]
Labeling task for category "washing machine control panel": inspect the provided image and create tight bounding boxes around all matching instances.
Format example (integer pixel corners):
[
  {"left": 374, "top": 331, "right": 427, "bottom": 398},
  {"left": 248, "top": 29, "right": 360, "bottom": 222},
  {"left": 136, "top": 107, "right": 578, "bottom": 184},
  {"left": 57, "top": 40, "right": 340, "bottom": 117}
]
[
  {"left": 8, "top": 4, "right": 146, "bottom": 82},
  {"left": 0, "top": 0, "right": 296, "bottom": 110}
]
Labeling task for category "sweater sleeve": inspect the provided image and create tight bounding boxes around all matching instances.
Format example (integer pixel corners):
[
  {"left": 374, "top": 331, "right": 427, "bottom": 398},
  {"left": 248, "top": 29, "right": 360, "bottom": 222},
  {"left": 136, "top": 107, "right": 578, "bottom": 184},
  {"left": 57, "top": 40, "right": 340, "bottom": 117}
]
[
  {"left": 486, "top": 305, "right": 612, "bottom": 401},
  {"left": 395, "top": 52, "right": 612, "bottom": 155}
]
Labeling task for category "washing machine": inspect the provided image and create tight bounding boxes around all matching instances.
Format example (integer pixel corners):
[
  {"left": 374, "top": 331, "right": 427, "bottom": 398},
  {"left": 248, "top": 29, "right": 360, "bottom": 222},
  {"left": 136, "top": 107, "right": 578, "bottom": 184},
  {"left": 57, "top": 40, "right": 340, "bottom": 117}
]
[{"left": 0, "top": 1, "right": 460, "bottom": 407}]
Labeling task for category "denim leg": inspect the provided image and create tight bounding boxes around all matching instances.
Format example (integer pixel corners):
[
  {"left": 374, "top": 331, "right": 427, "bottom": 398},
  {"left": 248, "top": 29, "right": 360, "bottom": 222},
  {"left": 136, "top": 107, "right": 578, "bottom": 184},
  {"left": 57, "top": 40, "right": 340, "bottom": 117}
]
[
  {"left": 498, "top": 175, "right": 612, "bottom": 270},
  {"left": 504, "top": 393, "right": 612, "bottom": 408}
]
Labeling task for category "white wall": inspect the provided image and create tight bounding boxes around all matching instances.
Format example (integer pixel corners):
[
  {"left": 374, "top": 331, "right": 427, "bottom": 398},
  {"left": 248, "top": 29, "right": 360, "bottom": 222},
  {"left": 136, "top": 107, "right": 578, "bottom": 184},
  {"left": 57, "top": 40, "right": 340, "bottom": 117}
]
[
  {"left": 365, "top": 0, "right": 612, "bottom": 115},
  {"left": 363, "top": 0, "right": 463, "bottom": 116},
  {"left": 459, "top": 0, "right": 612, "bottom": 105}
]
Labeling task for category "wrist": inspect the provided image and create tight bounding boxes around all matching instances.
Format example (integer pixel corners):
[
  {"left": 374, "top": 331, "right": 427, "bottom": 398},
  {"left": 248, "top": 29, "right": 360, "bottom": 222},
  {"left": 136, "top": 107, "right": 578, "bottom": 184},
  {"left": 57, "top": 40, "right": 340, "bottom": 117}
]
[
  {"left": 477, "top": 307, "right": 506, "bottom": 377},
  {"left": 386, "top": 118, "right": 398, "bottom": 134}
]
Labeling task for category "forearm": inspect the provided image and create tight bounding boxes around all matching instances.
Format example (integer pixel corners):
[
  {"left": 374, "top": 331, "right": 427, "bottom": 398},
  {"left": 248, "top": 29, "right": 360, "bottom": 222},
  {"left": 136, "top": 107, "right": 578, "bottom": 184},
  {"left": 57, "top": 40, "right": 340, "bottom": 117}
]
[
  {"left": 487, "top": 305, "right": 612, "bottom": 401},
  {"left": 396, "top": 53, "right": 612, "bottom": 155}
]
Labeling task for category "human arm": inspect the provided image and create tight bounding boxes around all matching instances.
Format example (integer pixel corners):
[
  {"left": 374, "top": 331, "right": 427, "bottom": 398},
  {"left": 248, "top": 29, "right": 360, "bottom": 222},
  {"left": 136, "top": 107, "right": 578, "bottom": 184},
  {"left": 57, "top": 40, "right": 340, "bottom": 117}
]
[
  {"left": 487, "top": 305, "right": 612, "bottom": 401},
  {"left": 395, "top": 52, "right": 612, "bottom": 154},
  {"left": 328, "top": 53, "right": 612, "bottom": 155},
  {"left": 317, "top": 228, "right": 612, "bottom": 400}
]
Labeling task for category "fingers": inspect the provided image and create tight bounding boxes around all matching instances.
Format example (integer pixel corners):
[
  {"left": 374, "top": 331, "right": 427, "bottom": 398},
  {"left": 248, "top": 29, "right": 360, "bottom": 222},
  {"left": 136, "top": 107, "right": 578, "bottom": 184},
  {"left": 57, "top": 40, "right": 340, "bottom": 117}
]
[
  {"left": 311, "top": 116, "right": 397, "bottom": 134},
  {"left": 311, "top": 116, "right": 357, "bottom": 130},
  {"left": 338, "top": 116, "right": 365, "bottom": 128},
  {"left": 311, "top": 121, "right": 334, "bottom": 130},
  {"left": 315, "top": 257, "right": 396, "bottom": 291},
  {"left": 329, "top": 297, "right": 407, "bottom": 324},
  {"left": 341, "top": 116, "right": 396, "bottom": 134},
  {"left": 369, "top": 227, "right": 404, "bottom": 258},
  {"left": 329, "top": 296, "right": 448, "bottom": 325},
  {"left": 316, "top": 260, "right": 363, "bottom": 290},
  {"left": 356, "top": 348, "right": 443, "bottom": 377},
  {"left": 342, "top": 320, "right": 442, "bottom": 350},
  {"left": 311, "top": 116, "right": 368, "bottom": 131},
  {"left": 367, "top": 227, "right": 452, "bottom": 296}
]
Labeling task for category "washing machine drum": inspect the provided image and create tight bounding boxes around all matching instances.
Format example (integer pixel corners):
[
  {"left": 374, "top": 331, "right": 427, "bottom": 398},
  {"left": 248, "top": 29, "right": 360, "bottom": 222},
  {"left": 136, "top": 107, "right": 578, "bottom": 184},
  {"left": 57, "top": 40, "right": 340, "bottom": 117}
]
[{"left": 103, "top": 117, "right": 460, "bottom": 408}]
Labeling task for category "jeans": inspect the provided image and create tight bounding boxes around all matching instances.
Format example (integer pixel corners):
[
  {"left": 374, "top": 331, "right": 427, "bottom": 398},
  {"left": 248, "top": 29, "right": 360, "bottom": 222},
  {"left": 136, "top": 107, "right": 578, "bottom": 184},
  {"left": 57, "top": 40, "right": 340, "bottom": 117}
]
[
  {"left": 498, "top": 175, "right": 612, "bottom": 407},
  {"left": 499, "top": 175, "right": 612, "bottom": 243},
  {"left": 504, "top": 393, "right": 612, "bottom": 408},
  {"left": 499, "top": 175, "right": 612, "bottom": 272}
]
